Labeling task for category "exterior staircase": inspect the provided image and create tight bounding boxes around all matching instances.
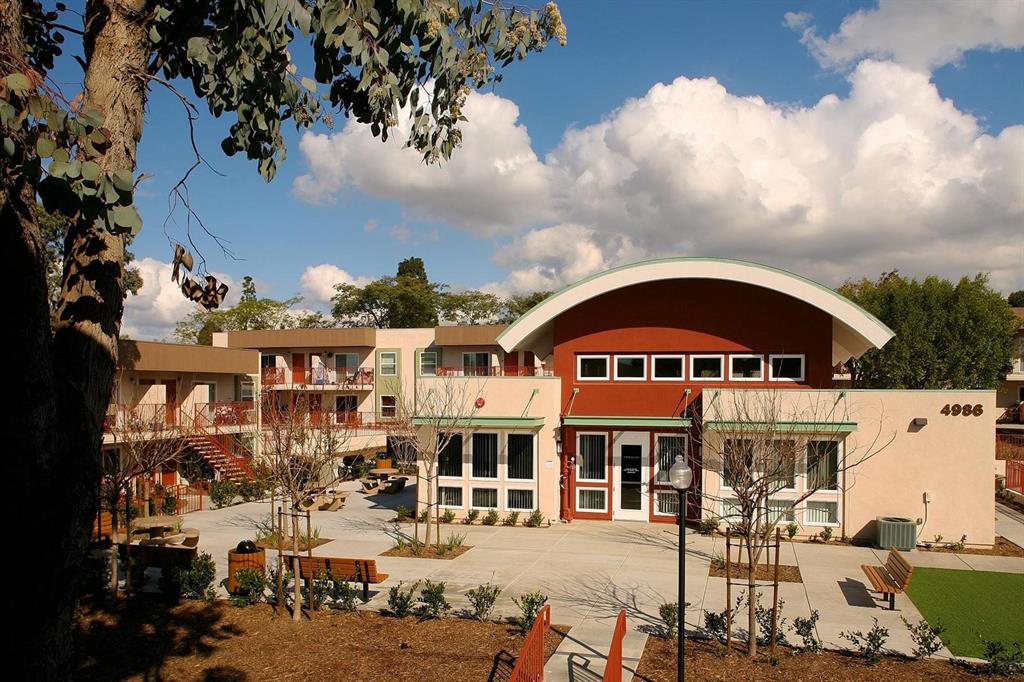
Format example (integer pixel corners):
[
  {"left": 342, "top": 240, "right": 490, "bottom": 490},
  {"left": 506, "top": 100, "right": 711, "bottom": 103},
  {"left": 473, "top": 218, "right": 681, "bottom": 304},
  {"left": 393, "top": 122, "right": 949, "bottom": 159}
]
[{"left": 186, "top": 434, "right": 252, "bottom": 482}]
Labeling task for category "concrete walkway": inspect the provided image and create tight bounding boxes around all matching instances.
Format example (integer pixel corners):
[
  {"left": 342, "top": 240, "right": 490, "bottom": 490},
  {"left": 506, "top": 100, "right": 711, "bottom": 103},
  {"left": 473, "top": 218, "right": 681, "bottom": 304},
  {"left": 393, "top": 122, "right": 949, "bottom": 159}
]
[
  {"left": 996, "top": 502, "right": 1024, "bottom": 548},
  {"left": 171, "top": 484, "right": 1024, "bottom": 678}
]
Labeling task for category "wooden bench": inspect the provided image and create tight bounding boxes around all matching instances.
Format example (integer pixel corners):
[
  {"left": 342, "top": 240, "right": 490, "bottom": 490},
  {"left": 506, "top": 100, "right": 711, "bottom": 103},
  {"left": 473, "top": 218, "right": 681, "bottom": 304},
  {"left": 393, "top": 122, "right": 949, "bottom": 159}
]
[
  {"left": 861, "top": 548, "right": 914, "bottom": 610},
  {"left": 283, "top": 555, "right": 388, "bottom": 600}
]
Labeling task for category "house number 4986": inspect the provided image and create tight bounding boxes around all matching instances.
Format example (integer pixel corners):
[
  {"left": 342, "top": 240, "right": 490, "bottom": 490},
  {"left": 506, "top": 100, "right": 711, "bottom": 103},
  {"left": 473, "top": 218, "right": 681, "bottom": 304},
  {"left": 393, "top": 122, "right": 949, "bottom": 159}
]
[{"left": 940, "top": 403, "right": 983, "bottom": 417}]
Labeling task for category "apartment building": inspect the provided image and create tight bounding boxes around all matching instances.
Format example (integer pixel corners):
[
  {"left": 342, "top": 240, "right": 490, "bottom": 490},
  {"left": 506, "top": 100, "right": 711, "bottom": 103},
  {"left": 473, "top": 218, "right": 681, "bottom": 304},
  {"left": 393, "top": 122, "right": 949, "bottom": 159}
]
[
  {"left": 108, "top": 258, "right": 997, "bottom": 545},
  {"left": 996, "top": 308, "right": 1024, "bottom": 471}
]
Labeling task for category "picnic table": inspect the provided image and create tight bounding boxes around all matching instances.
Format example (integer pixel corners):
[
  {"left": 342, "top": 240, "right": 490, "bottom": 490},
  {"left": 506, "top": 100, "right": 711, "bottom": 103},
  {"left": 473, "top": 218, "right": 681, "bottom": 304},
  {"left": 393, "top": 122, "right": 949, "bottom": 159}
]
[{"left": 130, "top": 515, "right": 182, "bottom": 538}]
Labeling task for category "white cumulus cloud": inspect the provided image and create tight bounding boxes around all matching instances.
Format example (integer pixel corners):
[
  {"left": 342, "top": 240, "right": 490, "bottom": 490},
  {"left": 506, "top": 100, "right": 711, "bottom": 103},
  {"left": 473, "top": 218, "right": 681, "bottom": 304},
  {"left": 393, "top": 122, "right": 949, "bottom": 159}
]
[
  {"left": 787, "top": 0, "right": 1024, "bottom": 71},
  {"left": 299, "top": 264, "right": 372, "bottom": 305},
  {"left": 122, "top": 258, "right": 237, "bottom": 340}
]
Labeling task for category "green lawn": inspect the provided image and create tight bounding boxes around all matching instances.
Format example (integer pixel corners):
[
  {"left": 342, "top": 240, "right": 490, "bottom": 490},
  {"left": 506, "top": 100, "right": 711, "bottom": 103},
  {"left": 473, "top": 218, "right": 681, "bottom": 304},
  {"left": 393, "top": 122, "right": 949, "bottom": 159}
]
[{"left": 905, "top": 567, "right": 1024, "bottom": 658}]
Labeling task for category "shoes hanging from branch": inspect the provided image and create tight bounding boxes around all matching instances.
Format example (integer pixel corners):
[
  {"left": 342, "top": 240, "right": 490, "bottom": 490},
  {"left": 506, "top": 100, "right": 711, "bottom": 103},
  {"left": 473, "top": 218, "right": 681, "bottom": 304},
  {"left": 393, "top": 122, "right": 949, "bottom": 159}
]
[
  {"left": 171, "top": 244, "right": 194, "bottom": 284},
  {"left": 172, "top": 244, "right": 229, "bottom": 311}
]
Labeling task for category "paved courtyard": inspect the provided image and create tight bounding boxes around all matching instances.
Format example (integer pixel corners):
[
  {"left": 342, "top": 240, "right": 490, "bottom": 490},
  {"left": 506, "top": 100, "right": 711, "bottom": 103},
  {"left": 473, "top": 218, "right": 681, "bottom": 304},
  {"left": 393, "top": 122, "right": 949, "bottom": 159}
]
[{"left": 177, "top": 482, "right": 1024, "bottom": 681}]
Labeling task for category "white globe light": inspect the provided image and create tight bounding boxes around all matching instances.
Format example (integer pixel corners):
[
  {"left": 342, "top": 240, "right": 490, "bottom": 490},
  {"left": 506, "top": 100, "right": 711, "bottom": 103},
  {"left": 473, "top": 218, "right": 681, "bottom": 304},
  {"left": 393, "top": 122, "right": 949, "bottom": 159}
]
[{"left": 669, "top": 455, "right": 692, "bottom": 491}]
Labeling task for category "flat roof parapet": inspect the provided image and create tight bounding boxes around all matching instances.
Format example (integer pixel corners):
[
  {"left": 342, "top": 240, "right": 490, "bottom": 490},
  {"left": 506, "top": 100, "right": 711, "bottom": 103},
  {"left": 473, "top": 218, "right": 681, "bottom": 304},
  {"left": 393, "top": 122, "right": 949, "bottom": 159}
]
[
  {"left": 224, "top": 327, "right": 377, "bottom": 349},
  {"left": 118, "top": 340, "right": 258, "bottom": 374}
]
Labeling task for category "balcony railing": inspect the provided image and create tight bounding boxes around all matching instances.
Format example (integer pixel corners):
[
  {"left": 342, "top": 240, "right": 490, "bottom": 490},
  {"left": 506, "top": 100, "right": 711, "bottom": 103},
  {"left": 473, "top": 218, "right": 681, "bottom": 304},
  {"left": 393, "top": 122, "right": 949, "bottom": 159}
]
[
  {"left": 104, "top": 401, "right": 258, "bottom": 433},
  {"left": 432, "top": 366, "right": 553, "bottom": 377},
  {"left": 997, "top": 402, "right": 1024, "bottom": 425},
  {"left": 261, "top": 366, "right": 375, "bottom": 389}
]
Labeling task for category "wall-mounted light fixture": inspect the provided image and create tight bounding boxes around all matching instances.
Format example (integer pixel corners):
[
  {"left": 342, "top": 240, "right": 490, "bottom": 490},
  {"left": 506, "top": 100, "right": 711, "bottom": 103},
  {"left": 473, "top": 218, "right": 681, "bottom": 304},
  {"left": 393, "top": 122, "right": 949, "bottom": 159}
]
[
  {"left": 555, "top": 439, "right": 563, "bottom": 455},
  {"left": 913, "top": 417, "right": 928, "bottom": 427}
]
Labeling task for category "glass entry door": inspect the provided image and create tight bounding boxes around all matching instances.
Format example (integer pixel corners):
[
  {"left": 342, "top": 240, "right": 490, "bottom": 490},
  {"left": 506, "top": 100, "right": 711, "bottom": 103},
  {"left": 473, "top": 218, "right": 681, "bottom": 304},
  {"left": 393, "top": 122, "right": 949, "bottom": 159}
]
[{"left": 613, "top": 432, "right": 648, "bottom": 520}]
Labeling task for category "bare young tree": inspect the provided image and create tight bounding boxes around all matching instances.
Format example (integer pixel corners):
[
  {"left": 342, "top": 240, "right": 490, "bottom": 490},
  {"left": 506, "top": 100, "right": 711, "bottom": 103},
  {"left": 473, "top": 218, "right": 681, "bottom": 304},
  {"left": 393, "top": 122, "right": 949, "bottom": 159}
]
[
  {"left": 102, "top": 401, "right": 196, "bottom": 596},
  {"left": 256, "top": 388, "right": 352, "bottom": 620},
  {"left": 385, "top": 376, "right": 482, "bottom": 548},
  {"left": 695, "top": 388, "right": 895, "bottom": 658}
]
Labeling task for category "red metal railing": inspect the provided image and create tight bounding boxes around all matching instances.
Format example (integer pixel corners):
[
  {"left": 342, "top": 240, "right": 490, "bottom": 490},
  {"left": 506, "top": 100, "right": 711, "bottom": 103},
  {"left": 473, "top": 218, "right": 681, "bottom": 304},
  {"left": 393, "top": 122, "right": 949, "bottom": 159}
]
[
  {"left": 602, "top": 610, "right": 627, "bottom": 682},
  {"left": 305, "top": 366, "right": 375, "bottom": 389},
  {"left": 997, "top": 433, "right": 1024, "bottom": 461},
  {"left": 197, "top": 400, "right": 257, "bottom": 427},
  {"left": 262, "top": 367, "right": 286, "bottom": 385},
  {"left": 434, "top": 366, "right": 552, "bottom": 377},
  {"left": 510, "top": 605, "right": 551, "bottom": 682},
  {"left": 997, "top": 402, "right": 1024, "bottom": 424},
  {"left": 333, "top": 411, "right": 392, "bottom": 430},
  {"left": 163, "top": 483, "right": 205, "bottom": 514},
  {"left": 103, "top": 403, "right": 176, "bottom": 433},
  {"left": 1007, "top": 459, "right": 1024, "bottom": 495}
]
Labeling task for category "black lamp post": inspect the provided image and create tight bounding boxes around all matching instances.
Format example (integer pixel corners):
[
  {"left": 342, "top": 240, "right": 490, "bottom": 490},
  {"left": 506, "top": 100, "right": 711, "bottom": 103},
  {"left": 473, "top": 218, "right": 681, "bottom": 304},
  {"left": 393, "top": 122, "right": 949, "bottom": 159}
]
[{"left": 669, "top": 454, "right": 693, "bottom": 682}]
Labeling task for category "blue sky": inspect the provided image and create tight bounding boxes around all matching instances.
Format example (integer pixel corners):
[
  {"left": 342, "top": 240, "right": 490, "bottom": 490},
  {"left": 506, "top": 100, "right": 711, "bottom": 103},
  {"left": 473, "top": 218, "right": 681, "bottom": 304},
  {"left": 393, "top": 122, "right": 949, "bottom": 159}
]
[{"left": 46, "top": 1, "right": 1020, "bottom": 338}]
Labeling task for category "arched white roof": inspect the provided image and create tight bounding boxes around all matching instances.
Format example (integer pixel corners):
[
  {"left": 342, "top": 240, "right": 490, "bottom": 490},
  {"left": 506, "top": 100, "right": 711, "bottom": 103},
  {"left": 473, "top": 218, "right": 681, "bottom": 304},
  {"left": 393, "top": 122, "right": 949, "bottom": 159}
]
[{"left": 496, "top": 258, "right": 894, "bottom": 365}]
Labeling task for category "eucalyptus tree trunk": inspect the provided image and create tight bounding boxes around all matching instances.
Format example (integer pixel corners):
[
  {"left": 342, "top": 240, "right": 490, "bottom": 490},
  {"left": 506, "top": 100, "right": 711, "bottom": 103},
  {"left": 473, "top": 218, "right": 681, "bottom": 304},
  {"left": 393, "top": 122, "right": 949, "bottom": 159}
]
[{"left": 3, "top": 0, "right": 149, "bottom": 676}]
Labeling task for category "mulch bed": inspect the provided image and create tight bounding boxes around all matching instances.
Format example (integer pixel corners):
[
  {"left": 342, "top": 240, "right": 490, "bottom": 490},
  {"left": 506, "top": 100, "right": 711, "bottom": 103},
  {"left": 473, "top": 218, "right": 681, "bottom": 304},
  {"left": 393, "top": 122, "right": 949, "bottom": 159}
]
[
  {"left": 256, "top": 537, "right": 332, "bottom": 552},
  {"left": 634, "top": 636, "right": 997, "bottom": 681},
  {"left": 379, "top": 545, "right": 473, "bottom": 560},
  {"left": 75, "top": 599, "right": 566, "bottom": 681},
  {"left": 709, "top": 562, "right": 803, "bottom": 583},
  {"left": 916, "top": 536, "right": 1023, "bottom": 558}
]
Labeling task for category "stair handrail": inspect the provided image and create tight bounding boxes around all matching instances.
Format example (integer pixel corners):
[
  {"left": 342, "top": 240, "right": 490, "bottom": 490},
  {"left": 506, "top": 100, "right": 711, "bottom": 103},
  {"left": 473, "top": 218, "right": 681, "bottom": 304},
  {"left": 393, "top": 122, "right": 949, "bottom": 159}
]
[
  {"left": 602, "top": 610, "right": 627, "bottom": 682},
  {"left": 510, "top": 604, "right": 551, "bottom": 682}
]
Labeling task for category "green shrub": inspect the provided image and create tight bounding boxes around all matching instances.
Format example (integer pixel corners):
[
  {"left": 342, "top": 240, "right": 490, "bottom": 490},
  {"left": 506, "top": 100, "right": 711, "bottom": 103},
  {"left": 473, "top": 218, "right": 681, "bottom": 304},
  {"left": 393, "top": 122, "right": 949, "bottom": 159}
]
[
  {"left": 233, "top": 568, "right": 266, "bottom": 606},
  {"left": 792, "top": 610, "right": 821, "bottom": 652},
  {"left": 512, "top": 591, "right": 547, "bottom": 635},
  {"left": 181, "top": 552, "right": 217, "bottom": 600},
  {"left": 841, "top": 618, "right": 889, "bottom": 664},
  {"left": 945, "top": 534, "right": 967, "bottom": 552},
  {"left": 465, "top": 509, "right": 480, "bottom": 524},
  {"left": 817, "top": 527, "right": 832, "bottom": 543},
  {"left": 160, "top": 494, "right": 178, "bottom": 516},
  {"left": 750, "top": 593, "right": 787, "bottom": 647},
  {"left": 482, "top": 509, "right": 499, "bottom": 526},
  {"left": 525, "top": 509, "right": 545, "bottom": 527},
  {"left": 785, "top": 522, "right": 799, "bottom": 540},
  {"left": 659, "top": 602, "right": 678, "bottom": 639},
  {"left": 239, "top": 479, "right": 265, "bottom": 503},
  {"left": 981, "top": 639, "right": 1024, "bottom": 676},
  {"left": 710, "top": 552, "right": 726, "bottom": 571},
  {"left": 209, "top": 480, "right": 239, "bottom": 509},
  {"left": 466, "top": 582, "right": 501, "bottom": 621},
  {"left": 387, "top": 581, "right": 418, "bottom": 617},
  {"left": 302, "top": 575, "right": 331, "bottom": 610},
  {"left": 418, "top": 508, "right": 429, "bottom": 523},
  {"left": 698, "top": 517, "right": 719, "bottom": 535},
  {"left": 502, "top": 511, "right": 520, "bottom": 527},
  {"left": 703, "top": 596, "right": 742, "bottom": 642},
  {"left": 900, "top": 617, "right": 944, "bottom": 659},
  {"left": 441, "top": 509, "right": 456, "bottom": 524},
  {"left": 395, "top": 505, "right": 413, "bottom": 521},
  {"left": 419, "top": 580, "right": 450, "bottom": 617},
  {"left": 330, "top": 574, "right": 358, "bottom": 611}
]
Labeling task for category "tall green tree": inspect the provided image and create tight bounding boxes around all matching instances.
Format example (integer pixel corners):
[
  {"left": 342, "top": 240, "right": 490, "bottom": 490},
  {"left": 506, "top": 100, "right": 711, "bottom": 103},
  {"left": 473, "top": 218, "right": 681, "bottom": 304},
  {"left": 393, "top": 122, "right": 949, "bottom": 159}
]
[
  {"left": 499, "top": 290, "right": 551, "bottom": 323},
  {"left": 838, "top": 272, "right": 1018, "bottom": 389},
  {"left": 1008, "top": 290, "right": 1024, "bottom": 307},
  {"left": 2, "top": 1, "right": 564, "bottom": 674}
]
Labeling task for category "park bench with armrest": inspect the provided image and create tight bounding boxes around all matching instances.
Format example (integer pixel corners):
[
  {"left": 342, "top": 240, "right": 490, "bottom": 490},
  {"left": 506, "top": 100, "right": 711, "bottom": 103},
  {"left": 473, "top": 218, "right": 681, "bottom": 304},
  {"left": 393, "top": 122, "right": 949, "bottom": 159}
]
[
  {"left": 861, "top": 548, "right": 914, "bottom": 610},
  {"left": 283, "top": 555, "right": 388, "bottom": 600}
]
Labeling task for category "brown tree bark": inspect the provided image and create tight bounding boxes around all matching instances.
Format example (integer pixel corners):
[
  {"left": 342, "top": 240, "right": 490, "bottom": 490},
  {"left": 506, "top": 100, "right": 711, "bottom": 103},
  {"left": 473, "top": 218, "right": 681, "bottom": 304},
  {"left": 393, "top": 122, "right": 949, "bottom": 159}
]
[{"left": 4, "top": 0, "right": 150, "bottom": 676}]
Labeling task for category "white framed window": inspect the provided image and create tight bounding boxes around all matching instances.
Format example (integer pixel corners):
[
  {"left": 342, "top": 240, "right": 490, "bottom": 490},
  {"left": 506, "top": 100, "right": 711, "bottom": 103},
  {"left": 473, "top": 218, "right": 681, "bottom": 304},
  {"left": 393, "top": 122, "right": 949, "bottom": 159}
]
[
  {"left": 654, "top": 434, "right": 687, "bottom": 484},
  {"left": 438, "top": 434, "right": 464, "bottom": 478},
  {"left": 379, "top": 395, "right": 397, "bottom": 418},
  {"left": 804, "top": 500, "right": 839, "bottom": 526},
  {"left": 690, "top": 354, "right": 724, "bottom": 381},
  {"left": 654, "top": 490, "right": 681, "bottom": 517},
  {"left": 769, "top": 354, "right": 805, "bottom": 382},
  {"left": 507, "top": 488, "right": 535, "bottom": 512},
  {"left": 806, "top": 440, "right": 839, "bottom": 491},
  {"left": 419, "top": 351, "right": 438, "bottom": 377},
  {"left": 438, "top": 486, "right": 464, "bottom": 508},
  {"left": 379, "top": 351, "right": 398, "bottom": 376},
  {"left": 576, "top": 488, "right": 607, "bottom": 512},
  {"left": 652, "top": 354, "right": 685, "bottom": 381},
  {"left": 506, "top": 433, "right": 535, "bottom": 481},
  {"left": 721, "top": 497, "right": 743, "bottom": 523},
  {"left": 768, "top": 439, "right": 798, "bottom": 492},
  {"left": 335, "top": 353, "right": 360, "bottom": 374},
  {"left": 470, "top": 487, "right": 499, "bottom": 510},
  {"left": 614, "top": 355, "right": 646, "bottom": 381},
  {"left": 470, "top": 432, "right": 499, "bottom": 479},
  {"left": 577, "top": 355, "right": 610, "bottom": 381},
  {"left": 766, "top": 500, "right": 795, "bottom": 524},
  {"left": 576, "top": 432, "right": 607, "bottom": 482},
  {"left": 729, "top": 354, "right": 764, "bottom": 381},
  {"left": 721, "top": 438, "right": 753, "bottom": 490}
]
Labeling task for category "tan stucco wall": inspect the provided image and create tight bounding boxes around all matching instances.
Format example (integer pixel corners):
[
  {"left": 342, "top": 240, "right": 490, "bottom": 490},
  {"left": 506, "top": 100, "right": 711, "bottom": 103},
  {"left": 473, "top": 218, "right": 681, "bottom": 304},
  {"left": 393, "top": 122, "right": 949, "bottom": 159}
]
[
  {"left": 701, "top": 388, "right": 996, "bottom": 546},
  {"left": 413, "top": 375, "right": 562, "bottom": 521}
]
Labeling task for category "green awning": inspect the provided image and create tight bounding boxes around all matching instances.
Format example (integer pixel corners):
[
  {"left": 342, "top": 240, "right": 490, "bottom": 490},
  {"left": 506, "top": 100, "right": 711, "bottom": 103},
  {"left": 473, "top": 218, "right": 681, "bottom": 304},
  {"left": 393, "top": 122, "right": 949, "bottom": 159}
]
[
  {"left": 705, "top": 420, "right": 858, "bottom": 433},
  {"left": 411, "top": 416, "right": 544, "bottom": 428},
  {"left": 562, "top": 416, "right": 692, "bottom": 428}
]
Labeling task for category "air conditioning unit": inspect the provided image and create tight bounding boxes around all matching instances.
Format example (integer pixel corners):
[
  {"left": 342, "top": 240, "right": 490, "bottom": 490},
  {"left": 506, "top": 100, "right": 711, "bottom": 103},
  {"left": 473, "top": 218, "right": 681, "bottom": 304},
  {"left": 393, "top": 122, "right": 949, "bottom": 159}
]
[{"left": 876, "top": 516, "right": 916, "bottom": 551}]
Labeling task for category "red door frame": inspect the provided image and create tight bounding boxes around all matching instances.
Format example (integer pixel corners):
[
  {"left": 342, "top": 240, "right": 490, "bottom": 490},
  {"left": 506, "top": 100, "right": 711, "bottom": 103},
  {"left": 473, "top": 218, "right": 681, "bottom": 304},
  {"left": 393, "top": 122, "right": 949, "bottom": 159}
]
[{"left": 292, "top": 353, "right": 305, "bottom": 384}]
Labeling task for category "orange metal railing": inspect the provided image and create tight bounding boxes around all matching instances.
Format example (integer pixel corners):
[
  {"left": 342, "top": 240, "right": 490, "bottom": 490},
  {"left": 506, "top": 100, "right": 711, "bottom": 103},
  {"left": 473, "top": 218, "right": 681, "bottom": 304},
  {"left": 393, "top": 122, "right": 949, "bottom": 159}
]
[
  {"left": 602, "top": 610, "right": 627, "bottom": 682},
  {"left": 305, "top": 366, "right": 375, "bottom": 389},
  {"left": 510, "top": 605, "right": 551, "bottom": 682},
  {"left": 1007, "top": 459, "right": 1023, "bottom": 495},
  {"left": 997, "top": 433, "right": 1024, "bottom": 461}
]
